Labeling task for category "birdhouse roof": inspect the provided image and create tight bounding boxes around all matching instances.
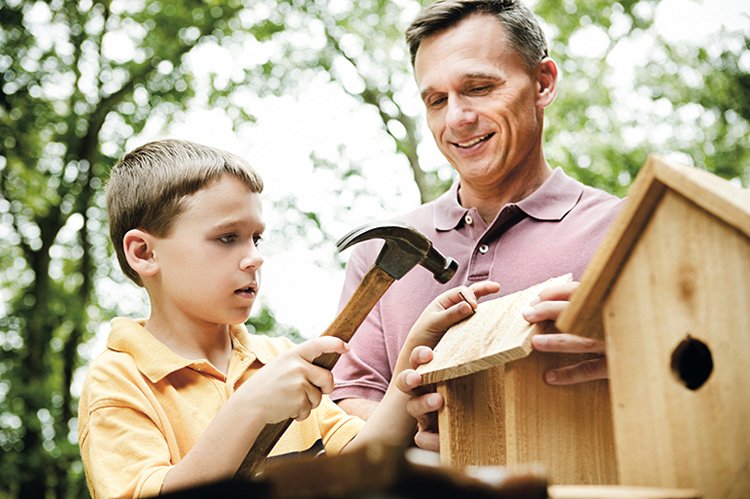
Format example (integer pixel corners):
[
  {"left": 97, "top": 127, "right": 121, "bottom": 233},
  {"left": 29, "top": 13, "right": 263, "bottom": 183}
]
[{"left": 556, "top": 155, "right": 750, "bottom": 338}]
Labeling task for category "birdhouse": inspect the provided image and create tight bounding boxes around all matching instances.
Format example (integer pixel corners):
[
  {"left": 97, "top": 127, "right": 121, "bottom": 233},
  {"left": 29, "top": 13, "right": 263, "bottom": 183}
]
[
  {"left": 556, "top": 156, "right": 750, "bottom": 498},
  {"left": 416, "top": 274, "right": 618, "bottom": 485}
]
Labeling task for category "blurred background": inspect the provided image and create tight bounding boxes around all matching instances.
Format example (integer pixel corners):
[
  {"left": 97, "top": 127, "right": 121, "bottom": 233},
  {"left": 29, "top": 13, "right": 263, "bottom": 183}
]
[{"left": 1, "top": 0, "right": 748, "bottom": 496}]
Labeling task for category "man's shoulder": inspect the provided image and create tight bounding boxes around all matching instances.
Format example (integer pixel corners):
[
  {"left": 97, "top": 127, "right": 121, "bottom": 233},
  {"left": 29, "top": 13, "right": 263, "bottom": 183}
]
[{"left": 578, "top": 183, "right": 626, "bottom": 217}]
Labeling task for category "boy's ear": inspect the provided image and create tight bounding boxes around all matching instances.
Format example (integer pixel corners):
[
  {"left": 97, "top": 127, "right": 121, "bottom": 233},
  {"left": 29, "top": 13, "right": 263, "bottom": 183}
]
[
  {"left": 536, "top": 58, "right": 558, "bottom": 109},
  {"left": 123, "top": 229, "right": 159, "bottom": 278}
]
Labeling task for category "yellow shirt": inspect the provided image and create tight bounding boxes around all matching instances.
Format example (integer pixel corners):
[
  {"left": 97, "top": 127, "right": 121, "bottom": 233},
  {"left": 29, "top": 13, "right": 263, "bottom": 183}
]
[{"left": 77, "top": 318, "right": 363, "bottom": 498}]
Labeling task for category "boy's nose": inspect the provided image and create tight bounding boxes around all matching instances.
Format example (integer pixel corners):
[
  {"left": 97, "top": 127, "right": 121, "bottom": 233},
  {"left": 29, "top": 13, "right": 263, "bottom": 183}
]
[{"left": 240, "top": 243, "right": 263, "bottom": 270}]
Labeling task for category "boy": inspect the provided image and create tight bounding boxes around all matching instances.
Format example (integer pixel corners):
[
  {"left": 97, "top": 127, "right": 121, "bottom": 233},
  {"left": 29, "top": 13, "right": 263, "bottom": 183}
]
[{"left": 77, "top": 139, "right": 499, "bottom": 498}]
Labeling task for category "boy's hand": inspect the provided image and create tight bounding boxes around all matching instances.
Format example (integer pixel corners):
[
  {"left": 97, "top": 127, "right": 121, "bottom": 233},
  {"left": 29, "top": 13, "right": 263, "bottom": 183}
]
[
  {"left": 407, "top": 281, "right": 502, "bottom": 351},
  {"left": 397, "top": 346, "right": 443, "bottom": 451},
  {"left": 522, "top": 281, "right": 608, "bottom": 384},
  {"left": 239, "top": 337, "right": 350, "bottom": 423},
  {"left": 393, "top": 281, "right": 501, "bottom": 451}
]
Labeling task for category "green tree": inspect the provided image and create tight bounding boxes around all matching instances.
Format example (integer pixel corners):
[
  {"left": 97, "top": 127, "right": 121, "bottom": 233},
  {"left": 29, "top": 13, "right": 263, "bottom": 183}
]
[{"left": 0, "top": 1, "right": 287, "bottom": 496}]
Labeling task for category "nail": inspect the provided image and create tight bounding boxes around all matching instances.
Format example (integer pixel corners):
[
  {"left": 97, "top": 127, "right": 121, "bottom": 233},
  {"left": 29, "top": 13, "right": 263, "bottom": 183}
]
[{"left": 458, "top": 291, "right": 476, "bottom": 316}]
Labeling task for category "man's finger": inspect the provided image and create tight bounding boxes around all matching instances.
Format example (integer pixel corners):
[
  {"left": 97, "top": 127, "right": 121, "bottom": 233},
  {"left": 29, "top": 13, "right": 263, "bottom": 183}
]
[
  {"left": 544, "top": 357, "right": 608, "bottom": 385},
  {"left": 535, "top": 281, "right": 579, "bottom": 303},
  {"left": 523, "top": 300, "right": 567, "bottom": 322},
  {"left": 531, "top": 333, "right": 605, "bottom": 354}
]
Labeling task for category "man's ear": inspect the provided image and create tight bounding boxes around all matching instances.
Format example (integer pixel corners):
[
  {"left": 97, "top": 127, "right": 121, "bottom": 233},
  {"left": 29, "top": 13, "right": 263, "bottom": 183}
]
[
  {"left": 123, "top": 229, "right": 159, "bottom": 278},
  {"left": 536, "top": 58, "right": 558, "bottom": 109}
]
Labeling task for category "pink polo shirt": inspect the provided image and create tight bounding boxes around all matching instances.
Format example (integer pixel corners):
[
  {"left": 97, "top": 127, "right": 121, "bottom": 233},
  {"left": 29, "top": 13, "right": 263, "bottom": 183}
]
[{"left": 331, "top": 168, "right": 624, "bottom": 402}]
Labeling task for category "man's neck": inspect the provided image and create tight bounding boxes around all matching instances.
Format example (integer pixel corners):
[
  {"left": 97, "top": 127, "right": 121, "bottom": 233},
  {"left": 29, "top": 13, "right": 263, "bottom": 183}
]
[{"left": 458, "top": 162, "right": 553, "bottom": 225}]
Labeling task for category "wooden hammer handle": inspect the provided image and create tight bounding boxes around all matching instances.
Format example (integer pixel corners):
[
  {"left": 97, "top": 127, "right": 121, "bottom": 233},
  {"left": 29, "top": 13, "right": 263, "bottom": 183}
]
[{"left": 235, "top": 266, "right": 396, "bottom": 478}]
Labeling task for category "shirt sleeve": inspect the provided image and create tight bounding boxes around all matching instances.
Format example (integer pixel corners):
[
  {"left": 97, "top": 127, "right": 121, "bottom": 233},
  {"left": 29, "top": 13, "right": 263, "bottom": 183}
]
[
  {"left": 331, "top": 240, "right": 393, "bottom": 402},
  {"left": 316, "top": 395, "right": 365, "bottom": 454},
  {"left": 80, "top": 400, "right": 173, "bottom": 499}
]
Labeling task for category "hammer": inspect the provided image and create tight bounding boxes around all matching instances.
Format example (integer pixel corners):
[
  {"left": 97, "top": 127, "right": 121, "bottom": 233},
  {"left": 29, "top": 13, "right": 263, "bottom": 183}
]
[{"left": 235, "top": 221, "right": 458, "bottom": 478}]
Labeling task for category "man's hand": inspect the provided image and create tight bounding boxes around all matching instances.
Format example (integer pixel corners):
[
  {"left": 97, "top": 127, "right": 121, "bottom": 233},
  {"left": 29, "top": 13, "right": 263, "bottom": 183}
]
[
  {"left": 396, "top": 345, "right": 443, "bottom": 451},
  {"left": 522, "top": 281, "right": 607, "bottom": 384}
]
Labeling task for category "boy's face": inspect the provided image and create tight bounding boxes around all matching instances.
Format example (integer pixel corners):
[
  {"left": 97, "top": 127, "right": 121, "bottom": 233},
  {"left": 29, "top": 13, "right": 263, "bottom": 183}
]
[{"left": 150, "top": 174, "right": 265, "bottom": 326}]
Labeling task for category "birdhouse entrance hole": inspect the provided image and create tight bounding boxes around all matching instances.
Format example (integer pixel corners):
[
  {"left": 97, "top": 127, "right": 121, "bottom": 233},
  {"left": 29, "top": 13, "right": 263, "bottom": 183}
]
[{"left": 670, "top": 335, "right": 713, "bottom": 390}]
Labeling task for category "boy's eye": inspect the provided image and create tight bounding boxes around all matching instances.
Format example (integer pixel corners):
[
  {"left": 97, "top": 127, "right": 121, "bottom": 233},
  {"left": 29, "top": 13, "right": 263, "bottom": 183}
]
[
  {"left": 218, "top": 234, "right": 237, "bottom": 244},
  {"left": 253, "top": 234, "right": 264, "bottom": 246}
]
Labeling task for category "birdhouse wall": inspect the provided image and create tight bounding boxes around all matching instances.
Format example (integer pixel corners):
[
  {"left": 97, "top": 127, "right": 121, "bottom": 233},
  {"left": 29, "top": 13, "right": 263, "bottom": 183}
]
[{"left": 601, "top": 189, "right": 750, "bottom": 498}]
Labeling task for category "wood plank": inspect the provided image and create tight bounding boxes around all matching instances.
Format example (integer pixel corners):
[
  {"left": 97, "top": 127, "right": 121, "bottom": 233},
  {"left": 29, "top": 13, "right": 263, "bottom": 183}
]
[
  {"left": 417, "top": 274, "right": 572, "bottom": 385},
  {"left": 437, "top": 366, "right": 506, "bottom": 467}
]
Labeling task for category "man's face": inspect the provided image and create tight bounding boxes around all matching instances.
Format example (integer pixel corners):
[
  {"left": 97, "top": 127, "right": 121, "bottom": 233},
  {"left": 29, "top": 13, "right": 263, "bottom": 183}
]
[
  {"left": 151, "top": 174, "right": 265, "bottom": 327},
  {"left": 415, "top": 14, "right": 549, "bottom": 187}
]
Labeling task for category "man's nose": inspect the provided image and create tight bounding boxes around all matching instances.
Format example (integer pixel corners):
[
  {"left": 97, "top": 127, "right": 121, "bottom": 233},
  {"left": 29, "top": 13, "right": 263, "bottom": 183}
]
[
  {"left": 240, "top": 242, "right": 263, "bottom": 271},
  {"left": 445, "top": 96, "right": 477, "bottom": 129}
]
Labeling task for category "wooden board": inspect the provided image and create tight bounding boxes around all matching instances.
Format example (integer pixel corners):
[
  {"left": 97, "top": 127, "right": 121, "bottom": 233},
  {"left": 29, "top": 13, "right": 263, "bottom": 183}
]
[
  {"left": 602, "top": 190, "right": 750, "bottom": 498},
  {"left": 417, "top": 274, "right": 573, "bottom": 385}
]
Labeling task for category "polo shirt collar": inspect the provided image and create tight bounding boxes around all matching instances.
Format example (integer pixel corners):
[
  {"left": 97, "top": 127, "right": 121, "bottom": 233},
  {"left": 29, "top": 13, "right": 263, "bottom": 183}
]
[
  {"left": 516, "top": 167, "right": 583, "bottom": 221},
  {"left": 107, "top": 318, "right": 277, "bottom": 383},
  {"left": 432, "top": 167, "right": 582, "bottom": 229}
]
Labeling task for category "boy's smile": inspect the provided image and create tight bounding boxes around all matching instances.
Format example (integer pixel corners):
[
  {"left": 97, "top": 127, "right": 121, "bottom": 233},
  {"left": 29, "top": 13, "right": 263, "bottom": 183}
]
[{"left": 147, "top": 174, "right": 265, "bottom": 331}]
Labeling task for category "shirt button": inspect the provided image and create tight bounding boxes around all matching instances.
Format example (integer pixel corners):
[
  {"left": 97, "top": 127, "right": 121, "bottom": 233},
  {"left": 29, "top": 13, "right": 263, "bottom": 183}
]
[
  {"left": 464, "top": 214, "right": 473, "bottom": 225},
  {"left": 478, "top": 244, "right": 489, "bottom": 254}
]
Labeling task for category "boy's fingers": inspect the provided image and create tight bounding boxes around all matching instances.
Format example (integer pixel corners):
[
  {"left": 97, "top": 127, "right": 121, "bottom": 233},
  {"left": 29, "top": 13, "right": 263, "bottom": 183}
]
[
  {"left": 410, "top": 346, "right": 433, "bottom": 370},
  {"left": 296, "top": 337, "right": 349, "bottom": 363},
  {"left": 307, "top": 367, "right": 335, "bottom": 394},
  {"left": 396, "top": 368, "right": 423, "bottom": 394},
  {"left": 406, "top": 392, "right": 443, "bottom": 422},
  {"left": 414, "top": 430, "right": 440, "bottom": 452},
  {"left": 467, "top": 281, "right": 502, "bottom": 301},
  {"left": 303, "top": 381, "right": 323, "bottom": 409}
]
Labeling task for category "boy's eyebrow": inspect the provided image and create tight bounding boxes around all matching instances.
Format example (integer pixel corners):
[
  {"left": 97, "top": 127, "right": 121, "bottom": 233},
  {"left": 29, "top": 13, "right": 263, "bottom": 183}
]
[{"left": 212, "top": 219, "right": 265, "bottom": 232}]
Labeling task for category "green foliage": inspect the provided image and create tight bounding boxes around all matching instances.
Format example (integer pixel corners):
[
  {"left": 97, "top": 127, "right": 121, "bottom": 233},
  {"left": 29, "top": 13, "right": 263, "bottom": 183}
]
[{"left": 0, "top": 0, "right": 292, "bottom": 496}]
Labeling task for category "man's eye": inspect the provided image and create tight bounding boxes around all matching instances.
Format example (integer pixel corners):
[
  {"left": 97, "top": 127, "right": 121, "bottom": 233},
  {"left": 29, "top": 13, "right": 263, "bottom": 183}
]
[
  {"left": 428, "top": 96, "right": 446, "bottom": 108},
  {"left": 218, "top": 234, "right": 237, "bottom": 244},
  {"left": 469, "top": 85, "right": 491, "bottom": 94}
]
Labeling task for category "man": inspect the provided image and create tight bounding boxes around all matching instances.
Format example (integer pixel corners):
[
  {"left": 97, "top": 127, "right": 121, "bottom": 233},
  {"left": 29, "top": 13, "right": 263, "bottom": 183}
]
[{"left": 331, "top": 0, "right": 624, "bottom": 446}]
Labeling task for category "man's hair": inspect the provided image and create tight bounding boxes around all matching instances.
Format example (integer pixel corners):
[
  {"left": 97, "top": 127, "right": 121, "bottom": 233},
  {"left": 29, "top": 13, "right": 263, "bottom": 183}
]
[
  {"left": 106, "top": 139, "right": 264, "bottom": 285},
  {"left": 406, "top": 0, "right": 548, "bottom": 69}
]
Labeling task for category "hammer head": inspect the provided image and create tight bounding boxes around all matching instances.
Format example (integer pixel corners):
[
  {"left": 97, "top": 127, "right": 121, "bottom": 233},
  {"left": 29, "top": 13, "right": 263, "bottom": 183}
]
[{"left": 337, "top": 222, "right": 458, "bottom": 283}]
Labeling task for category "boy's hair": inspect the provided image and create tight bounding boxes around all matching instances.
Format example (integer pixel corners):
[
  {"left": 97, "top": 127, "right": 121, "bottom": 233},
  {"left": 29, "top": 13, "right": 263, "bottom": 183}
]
[
  {"left": 106, "top": 139, "right": 264, "bottom": 286},
  {"left": 405, "top": 0, "right": 548, "bottom": 70}
]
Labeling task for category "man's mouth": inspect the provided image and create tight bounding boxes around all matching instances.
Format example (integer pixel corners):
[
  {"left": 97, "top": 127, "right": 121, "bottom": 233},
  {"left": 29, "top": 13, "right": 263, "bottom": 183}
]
[{"left": 454, "top": 133, "right": 495, "bottom": 148}]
